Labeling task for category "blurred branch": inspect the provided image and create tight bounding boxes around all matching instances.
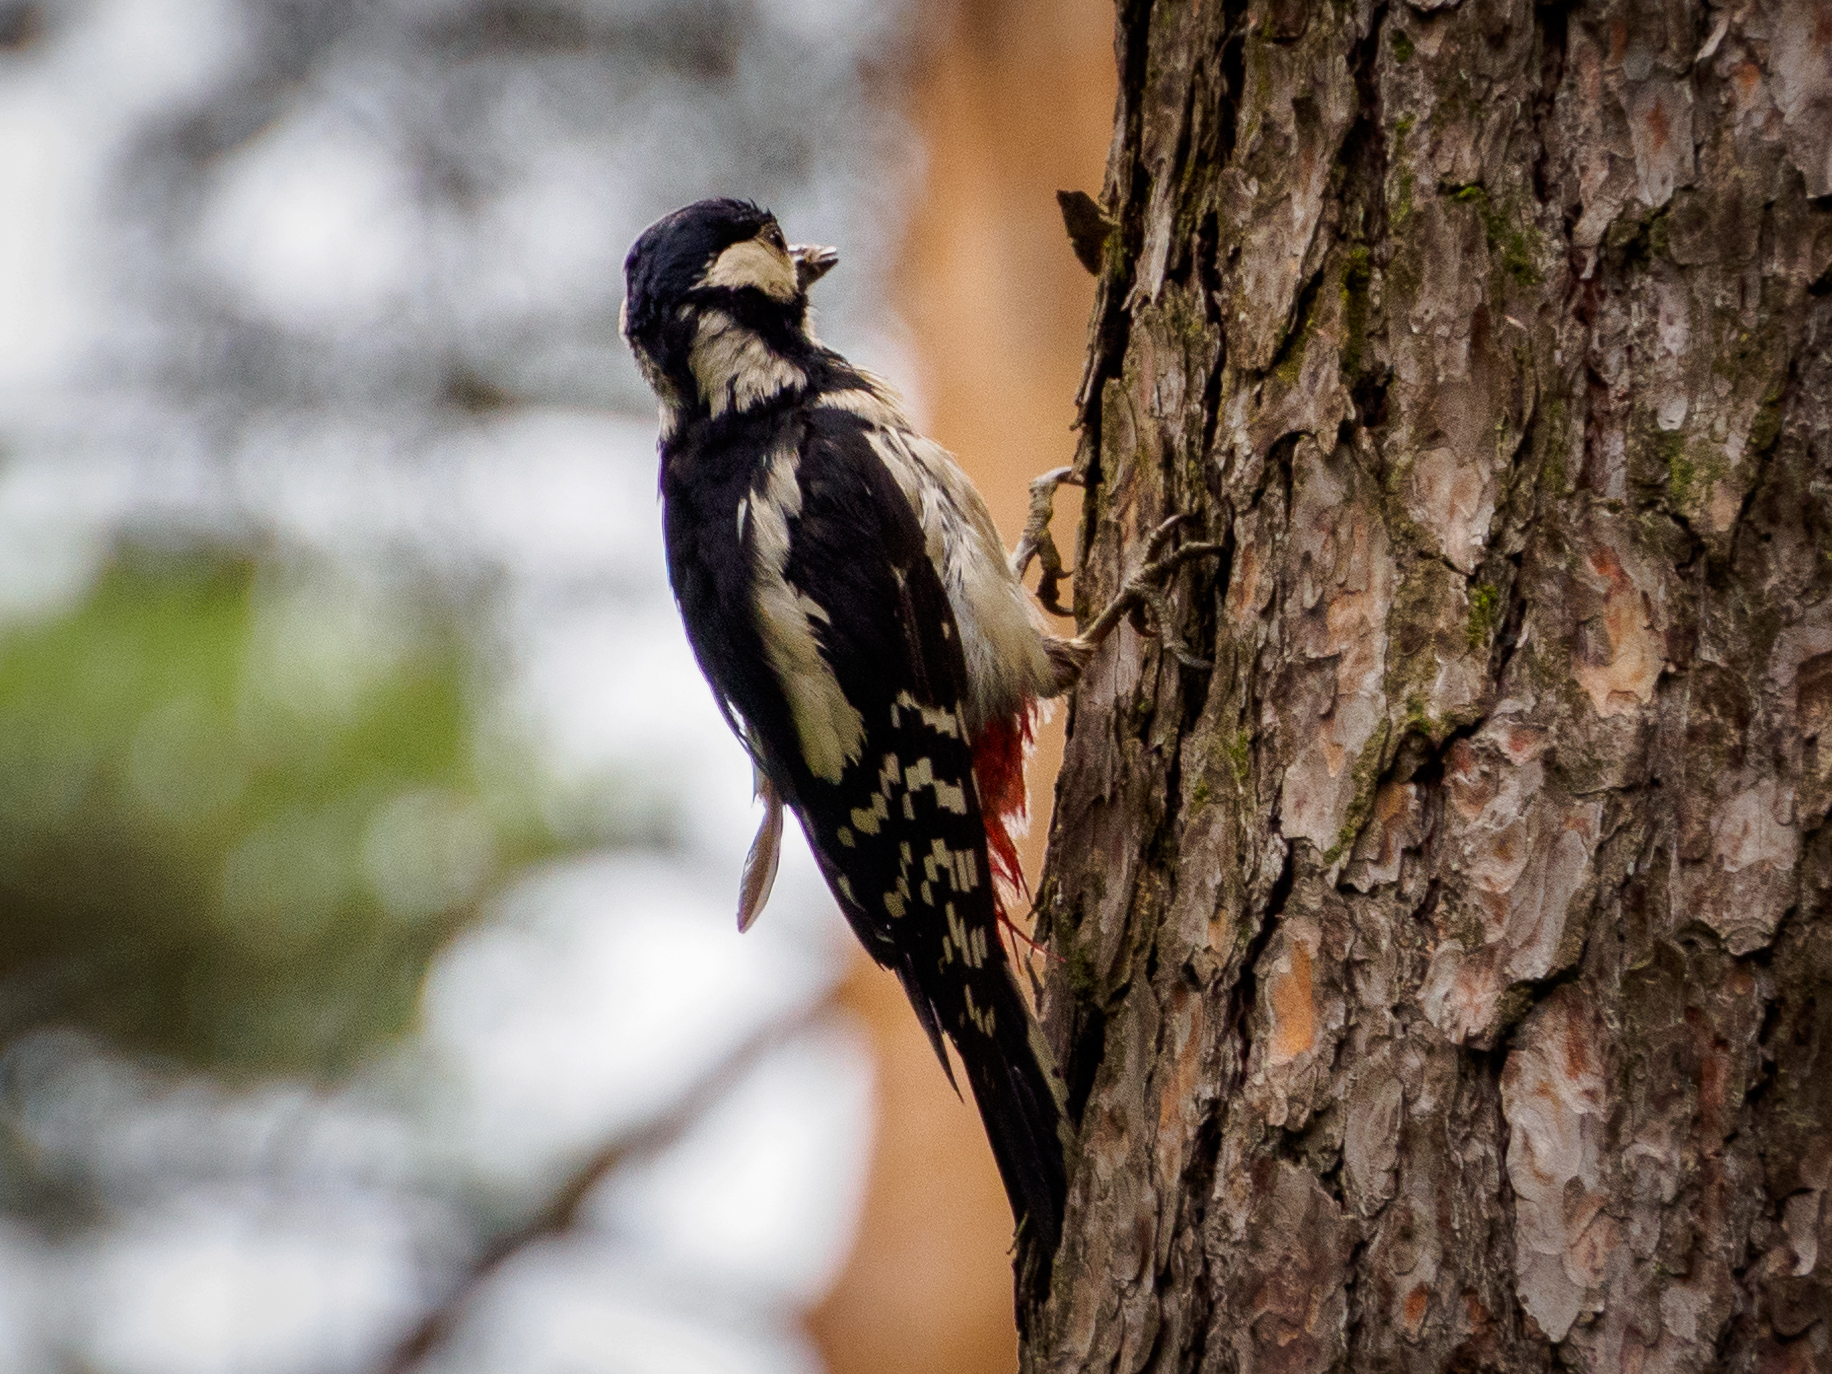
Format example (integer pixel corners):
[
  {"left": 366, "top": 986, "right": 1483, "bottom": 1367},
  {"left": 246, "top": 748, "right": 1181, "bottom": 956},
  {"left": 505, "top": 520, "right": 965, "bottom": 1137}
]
[{"left": 376, "top": 996, "right": 834, "bottom": 1374}]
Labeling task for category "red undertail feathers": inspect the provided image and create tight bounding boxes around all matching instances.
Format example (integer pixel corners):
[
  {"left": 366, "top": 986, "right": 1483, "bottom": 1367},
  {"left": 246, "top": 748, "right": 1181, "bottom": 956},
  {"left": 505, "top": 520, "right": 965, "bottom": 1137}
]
[{"left": 971, "top": 707, "right": 1035, "bottom": 917}]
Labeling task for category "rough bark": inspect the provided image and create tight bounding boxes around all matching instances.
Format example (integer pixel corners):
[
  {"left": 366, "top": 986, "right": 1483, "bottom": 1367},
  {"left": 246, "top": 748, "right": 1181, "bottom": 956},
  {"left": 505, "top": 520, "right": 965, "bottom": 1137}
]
[{"left": 1025, "top": 1, "right": 1832, "bottom": 1371}]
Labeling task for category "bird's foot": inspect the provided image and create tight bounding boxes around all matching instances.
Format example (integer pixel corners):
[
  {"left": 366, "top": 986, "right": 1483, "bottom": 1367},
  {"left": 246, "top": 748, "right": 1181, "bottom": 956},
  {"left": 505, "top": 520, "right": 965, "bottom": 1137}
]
[
  {"left": 1013, "top": 466, "right": 1225, "bottom": 683},
  {"left": 1010, "top": 466, "right": 1079, "bottom": 618},
  {"left": 1057, "top": 514, "right": 1227, "bottom": 680}
]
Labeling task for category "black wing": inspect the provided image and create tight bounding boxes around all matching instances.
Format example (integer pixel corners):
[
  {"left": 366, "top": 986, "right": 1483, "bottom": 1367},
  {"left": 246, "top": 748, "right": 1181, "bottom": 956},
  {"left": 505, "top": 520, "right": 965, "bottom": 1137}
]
[{"left": 662, "top": 404, "right": 1067, "bottom": 1254}]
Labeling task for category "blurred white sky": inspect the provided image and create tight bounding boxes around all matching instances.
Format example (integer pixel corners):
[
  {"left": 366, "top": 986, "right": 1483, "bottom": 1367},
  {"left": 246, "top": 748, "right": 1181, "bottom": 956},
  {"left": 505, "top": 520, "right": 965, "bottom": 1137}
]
[
  {"left": 0, "top": 0, "right": 246, "bottom": 386},
  {"left": 0, "top": 0, "right": 928, "bottom": 1369}
]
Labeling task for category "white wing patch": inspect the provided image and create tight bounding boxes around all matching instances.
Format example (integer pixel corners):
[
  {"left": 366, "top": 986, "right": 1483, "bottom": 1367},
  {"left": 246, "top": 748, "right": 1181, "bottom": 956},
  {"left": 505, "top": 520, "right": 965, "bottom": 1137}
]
[
  {"left": 861, "top": 420, "right": 1056, "bottom": 737},
  {"left": 817, "top": 375, "right": 1053, "bottom": 735},
  {"left": 901, "top": 756, "right": 969, "bottom": 817},
  {"left": 816, "top": 383, "right": 907, "bottom": 431},
  {"left": 748, "top": 442, "right": 864, "bottom": 784},
  {"left": 938, "top": 897, "right": 989, "bottom": 971},
  {"left": 690, "top": 308, "right": 807, "bottom": 418},
  {"left": 890, "top": 689, "right": 964, "bottom": 740},
  {"left": 961, "top": 982, "right": 995, "bottom": 1036}
]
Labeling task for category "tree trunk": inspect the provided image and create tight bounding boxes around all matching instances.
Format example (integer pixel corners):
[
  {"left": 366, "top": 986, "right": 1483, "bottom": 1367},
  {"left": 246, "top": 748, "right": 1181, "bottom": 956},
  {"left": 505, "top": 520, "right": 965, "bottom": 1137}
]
[{"left": 1025, "top": 1, "right": 1832, "bottom": 1371}]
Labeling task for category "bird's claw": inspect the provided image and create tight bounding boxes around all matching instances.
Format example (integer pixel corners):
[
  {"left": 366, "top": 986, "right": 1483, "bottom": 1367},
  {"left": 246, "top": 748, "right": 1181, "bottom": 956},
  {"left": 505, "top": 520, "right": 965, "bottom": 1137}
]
[
  {"left": 1016, "top": 467, "right": 1226, "bottom": 677},
  {"left": 1011, "top": 466, "right": 1080, "bottom": 617},
  {"left": 1076, "top": 517, "right": 1226, "bottom": 671}
]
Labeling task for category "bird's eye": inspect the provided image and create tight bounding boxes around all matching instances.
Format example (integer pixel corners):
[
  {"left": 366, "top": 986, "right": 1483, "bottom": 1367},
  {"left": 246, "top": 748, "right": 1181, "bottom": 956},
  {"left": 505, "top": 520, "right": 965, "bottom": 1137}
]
[{"left": 764, "top": 225, "right": 786, "bottom": 251}]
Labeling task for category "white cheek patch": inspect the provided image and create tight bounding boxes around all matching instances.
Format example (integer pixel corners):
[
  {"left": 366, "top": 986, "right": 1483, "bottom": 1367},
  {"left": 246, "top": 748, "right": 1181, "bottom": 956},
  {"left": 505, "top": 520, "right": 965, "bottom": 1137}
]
[
  {"left": 702, "top": 237, "right": 799, "bottom": 301},
  {"left": 748, "top": 442, "right": 864, "bottom": 784},
  {"left": 690, "top": 309, "right": 807, "bottom": 418}
]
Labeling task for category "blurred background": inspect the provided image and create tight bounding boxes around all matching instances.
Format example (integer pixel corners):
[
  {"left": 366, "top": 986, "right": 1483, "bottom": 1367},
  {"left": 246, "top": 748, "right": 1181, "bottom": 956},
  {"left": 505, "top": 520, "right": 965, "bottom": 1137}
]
[{"left": 0, "top": 1, "right": 1109, "bottom": 1370}]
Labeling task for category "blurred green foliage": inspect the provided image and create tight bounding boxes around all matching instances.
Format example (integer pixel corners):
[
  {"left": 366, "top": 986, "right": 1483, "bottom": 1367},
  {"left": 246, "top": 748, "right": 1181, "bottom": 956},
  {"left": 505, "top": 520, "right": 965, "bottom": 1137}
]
[{"left": 0, "top": 543, "right": 566, "bottom": 1076}]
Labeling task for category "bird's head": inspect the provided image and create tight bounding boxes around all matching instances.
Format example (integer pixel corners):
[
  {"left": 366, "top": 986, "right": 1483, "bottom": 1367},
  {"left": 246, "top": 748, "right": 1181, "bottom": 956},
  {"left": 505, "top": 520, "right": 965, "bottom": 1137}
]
[{"left": 621, "top": 198, "right": 838, "bottom": 428}]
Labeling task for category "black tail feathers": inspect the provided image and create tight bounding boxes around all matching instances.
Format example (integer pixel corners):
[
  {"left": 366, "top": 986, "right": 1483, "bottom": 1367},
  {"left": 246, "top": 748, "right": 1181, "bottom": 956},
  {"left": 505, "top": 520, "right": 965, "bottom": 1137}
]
[
  {"left": 954, "top": 966, "right": 1069, "bottom": 1261},
  {"left": 890, "top": 946, "right": 1069, "bottom": 1270}
]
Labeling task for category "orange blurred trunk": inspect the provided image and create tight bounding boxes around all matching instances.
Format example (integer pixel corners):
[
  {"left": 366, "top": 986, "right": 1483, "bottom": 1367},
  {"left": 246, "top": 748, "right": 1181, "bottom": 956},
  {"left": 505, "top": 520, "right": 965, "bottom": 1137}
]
[{"left": 804, "top": 3, "right": 1114, "bottom": 1371}]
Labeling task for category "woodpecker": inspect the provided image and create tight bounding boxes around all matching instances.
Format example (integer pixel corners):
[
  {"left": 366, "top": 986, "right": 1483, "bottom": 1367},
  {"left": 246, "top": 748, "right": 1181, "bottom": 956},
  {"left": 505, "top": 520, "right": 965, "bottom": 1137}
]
[{"left": 622, "top": 198, "right": 1217, "bottom": 1259}]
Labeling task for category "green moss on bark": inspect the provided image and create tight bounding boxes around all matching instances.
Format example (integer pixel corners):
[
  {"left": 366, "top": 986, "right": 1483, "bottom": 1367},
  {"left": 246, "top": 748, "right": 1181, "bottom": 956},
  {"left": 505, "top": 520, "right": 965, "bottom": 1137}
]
[
  {"left": 1467, "top": 583, "right": 1501, "bottom": 650},
  {"left": 1448, "top": 184, "right": 1542, "bottom": 287},
  {"left": 1324, "top": 719, "right": 1393, "bottom": 865}
]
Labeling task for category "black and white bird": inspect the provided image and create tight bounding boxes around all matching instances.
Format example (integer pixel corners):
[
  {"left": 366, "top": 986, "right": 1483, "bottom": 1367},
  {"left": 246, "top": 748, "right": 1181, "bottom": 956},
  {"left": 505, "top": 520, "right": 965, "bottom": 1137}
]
[
  {"left": 622, "top": 196, "right": 1077, "bottom": 1256},
  {"left": 621, "top": 198, "right": 1216, "bottom": 1259}
]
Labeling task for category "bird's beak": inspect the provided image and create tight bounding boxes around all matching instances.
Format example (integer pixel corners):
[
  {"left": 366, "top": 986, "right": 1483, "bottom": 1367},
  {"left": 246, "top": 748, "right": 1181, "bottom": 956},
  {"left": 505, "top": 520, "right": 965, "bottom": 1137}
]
[{"left": 790, "top": 243, "right": 839, "bottom": 291}]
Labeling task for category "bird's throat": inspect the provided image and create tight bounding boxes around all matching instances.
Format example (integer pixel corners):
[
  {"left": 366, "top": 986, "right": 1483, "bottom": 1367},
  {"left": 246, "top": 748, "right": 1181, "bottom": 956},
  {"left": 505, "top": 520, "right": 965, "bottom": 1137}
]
[{"left": 686, "top": 308, "right": 808, "bottom": 419}]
